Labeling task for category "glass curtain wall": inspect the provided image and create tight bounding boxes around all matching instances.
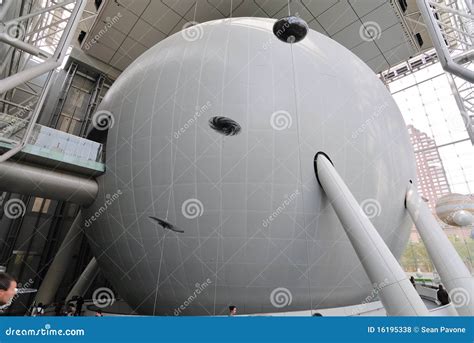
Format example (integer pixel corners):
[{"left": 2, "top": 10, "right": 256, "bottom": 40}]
[{"left": 387, "top": 62, "right": 474, "bottom": 281}]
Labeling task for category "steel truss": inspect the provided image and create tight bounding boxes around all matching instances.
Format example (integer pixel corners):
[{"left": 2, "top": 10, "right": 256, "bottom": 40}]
[{"left": 0, "top": 0, "right": 87, "bottom": 162}]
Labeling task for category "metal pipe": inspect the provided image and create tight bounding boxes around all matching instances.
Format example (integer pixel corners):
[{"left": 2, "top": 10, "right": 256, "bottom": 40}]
[
  {"left": 428, "top": 0, "right": 474, "bottom": 18},
  {"left": 25, "top": 17, "right": 69, "bottom": 38},
  {"left": 0, "top": 98, "right": 31, "bottom": 110},
  {"left": 405, "top": 184, "right": 474, "bottom": 316},
  {"left": 51, "top": 0, "right": 86, "bottom": 61},
  {"left": 435, "top": 22, "right": 474, "bottom": 43},
  {"left": 445, "top": 73, "right": 474, "bottom": 144},
  {"left": 0, "top": 0, "right": 13, "bottom": 21},
  {"left": 13, "top": 86, "right": 37, "bottom": 96},
  {"left": 0, "top": 160, "right": 98, "bottom": 205},
  {"left": 465, "top": 0, "right": 473, "bottom": 13},
  {"left": 65, "top": 258, "right": 99, "bottom": 305},
  {"left": 0, "top": 69, "right": 56, "bottom": 162},
  {"left": 0, "top": 137, "right": 18, "bottom": 144},
  {"left": 75, "top": 70, "right": 97, "bottom": 82},
  {"left": 0, "top": 33, "right": 52, "bottom": 58},
  {"left": 3, "top": 0, "right": 76, "bottom": 25},
  {"left": 0, "top": 60, "right": 59, "bottom": 95},
  {"left": 314, "top": 153, "right": 430, "bottom": 316}
]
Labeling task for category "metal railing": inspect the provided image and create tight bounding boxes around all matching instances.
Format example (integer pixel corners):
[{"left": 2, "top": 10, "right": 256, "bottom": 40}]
[{"left": 0, "top": 113, "right": 104, "bottom": 174}]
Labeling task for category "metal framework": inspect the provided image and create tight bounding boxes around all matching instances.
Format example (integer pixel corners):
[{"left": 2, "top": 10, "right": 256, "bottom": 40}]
[
  {"left": 379, "top": 49, "right": 439, "bottom": 84},
  {"left": 0, "top": 0, "right": 87, "bottom": 162},
  {"left": 395, "top": 0, "right": 474, "bottom": 144},
  {"left": 48, "top": 61, "right": 78, "bottom": 128},
  {"left": 416, "top": 0, "right": 474, "bottom": 82}
]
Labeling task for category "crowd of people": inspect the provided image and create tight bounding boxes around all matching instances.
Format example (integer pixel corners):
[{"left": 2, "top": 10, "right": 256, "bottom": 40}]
[
  {"left": 30, "top": 296, "right": 103, "bottom": 316},
  {"left": 0, "top": 272, "right": 103, "bottom": 316},
  {"left": 32, "top": 296, "right": 85, "bottom": 316},
  {"left": 0, "top": 272, "right": 454, "bottom": 316}
]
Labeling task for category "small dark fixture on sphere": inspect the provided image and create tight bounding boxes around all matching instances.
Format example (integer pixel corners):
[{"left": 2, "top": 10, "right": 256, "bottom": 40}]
[
  {"left": 273, "top": 16, "right": 308, "bottom": 43},
  {"left": 209, "top": 116, "right": 241, "bottom": 136}
]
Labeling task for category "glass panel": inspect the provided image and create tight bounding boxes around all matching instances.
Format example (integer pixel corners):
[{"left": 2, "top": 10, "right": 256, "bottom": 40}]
[
  {"left": 391, "top": 61, "right": 474, "bottom": 276},
  {"left": 27, "top": 124, "right": 103, "bottom": 163}
]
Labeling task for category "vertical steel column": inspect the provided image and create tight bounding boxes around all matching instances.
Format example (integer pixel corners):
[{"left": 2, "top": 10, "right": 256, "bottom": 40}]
[
  {"left": 48, "top": 62, "right": 78, "bottom": 129},
  {"left": 314, "top": 153, "right": 429, "bottom": 316},
  {"left": 406, "top": 184, "right": 474, "bottom": 316},
  {"left": 446, "top": 72, "right": 474, "bottom": 144},
  {"left": 34, "top": 210, "right": 83, "bottom": 305},
  {"left": 65, "top": 257, "right": 99, "bottom": 304},
  {"left": 79, "top": 73, "right": 105, "bottom": 137}
]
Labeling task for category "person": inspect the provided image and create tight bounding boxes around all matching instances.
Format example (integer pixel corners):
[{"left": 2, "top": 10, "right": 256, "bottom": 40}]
[
  {"left": 95, "top": 309, "right": 103, "bottom": 317},
  {"left": 75, "top": 296, "right": 84, "bottom": 316},
  {"left": 229, "top": 305, "right": 237, "bottom": 316},
  {"left": 0, "top": 273, "right": 17, "bottom": 306},
  {"left": 437, "top": 284, "right": 450, "bottom": 305},
  {"left": 410, "top": 276, "right": 416, "bottom": 288},
  {"left": 32, "top": 302, "right": 45, "bottom": 316},
  {"left": 54, "top": 301, "right": 64, "bottom": 316},
  {"left": 312, "top": 312, "right": 323, "bottom": 316},
  {"left": 66, "top": 303, "right": 76, "bottom": 316}
]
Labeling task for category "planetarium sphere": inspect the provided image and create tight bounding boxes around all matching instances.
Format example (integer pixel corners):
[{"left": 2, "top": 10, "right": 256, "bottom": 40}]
[{"left": 85, "top": 18, "right": 416, "bottom": 315}]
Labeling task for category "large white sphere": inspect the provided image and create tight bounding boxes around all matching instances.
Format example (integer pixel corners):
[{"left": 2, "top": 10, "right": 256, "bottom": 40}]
[{"left": 85, "top": 18, "right": 415, "bottom": 315}]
